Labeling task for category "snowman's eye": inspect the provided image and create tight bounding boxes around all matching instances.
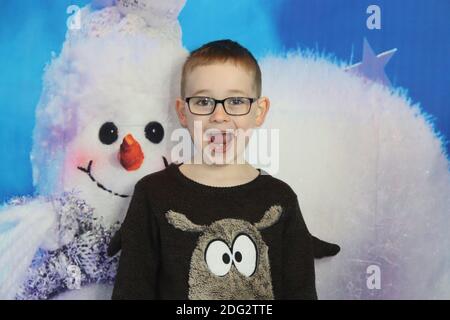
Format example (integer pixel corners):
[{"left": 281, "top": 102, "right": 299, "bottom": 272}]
[
  {"left": 205, "top": 240, "right": 232, "bottom": 277},
  {"left": 145, "top": 121, "right": 164, "bottom": 144},
  {"left": 99, "top": 122, "right": 118, "bottom": 145},
  {"left": 232, "top": 234, "right": 257, "bottom": 277}
]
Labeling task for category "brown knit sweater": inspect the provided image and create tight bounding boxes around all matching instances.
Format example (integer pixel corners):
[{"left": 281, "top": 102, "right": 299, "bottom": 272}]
[{"left": 111, "top": 162, "right": 317, "bottom": 300}]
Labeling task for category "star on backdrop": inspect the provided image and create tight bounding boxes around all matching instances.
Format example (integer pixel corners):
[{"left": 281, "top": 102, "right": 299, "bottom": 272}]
[{"left": 346, "top": 38, "right": 397, "bottom": 87}]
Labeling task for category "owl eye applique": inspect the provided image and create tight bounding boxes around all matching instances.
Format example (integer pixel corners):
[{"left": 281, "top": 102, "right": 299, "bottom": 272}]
[
  {"left": 205, "top": 240, "right": 232, "bottom": 276},
  {"left": 232, "top": 234, "right": 257, "bottom": 277},
  {"left": 204, "top": 234, "right": 258, "bottom": 277}
]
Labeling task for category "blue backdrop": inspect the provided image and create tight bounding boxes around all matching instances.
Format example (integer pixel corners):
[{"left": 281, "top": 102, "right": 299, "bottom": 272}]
[{"left": 0, "top": 0, "right": 449, "bottom": 203}]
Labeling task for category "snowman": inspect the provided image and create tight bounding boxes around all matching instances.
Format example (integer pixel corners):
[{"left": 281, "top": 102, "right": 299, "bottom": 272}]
[{"left": 0, "top": 0, "right": 189, "bottom": 299}]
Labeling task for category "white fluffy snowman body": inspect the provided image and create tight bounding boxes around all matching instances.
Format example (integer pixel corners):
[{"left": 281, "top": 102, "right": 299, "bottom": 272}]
[{"left": 251, "top": 52, "right": 450, "bottom": 299}]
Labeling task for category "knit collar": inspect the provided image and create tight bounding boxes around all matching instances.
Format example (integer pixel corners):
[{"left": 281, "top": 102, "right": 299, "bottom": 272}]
[{"left": 167, "top": 162, "right": 268, "bottom": 193}]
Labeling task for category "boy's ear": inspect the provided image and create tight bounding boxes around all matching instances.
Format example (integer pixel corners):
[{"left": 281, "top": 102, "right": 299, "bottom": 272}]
[
  {"left": 255, "top": 96, "right": 270, "bottom": 127},
  {"left": 175, "top": 97, "right": 188, "bottom": 128}
]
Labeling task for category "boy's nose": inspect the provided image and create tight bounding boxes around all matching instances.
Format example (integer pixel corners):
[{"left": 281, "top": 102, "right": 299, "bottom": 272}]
[{"left": 210, "top": 102, "right": 229, "bottom": 122}]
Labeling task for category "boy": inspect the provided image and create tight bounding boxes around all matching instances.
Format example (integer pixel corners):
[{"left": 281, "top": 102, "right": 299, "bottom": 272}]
[{"left": 110, "top": 39, "right": 338, "bottom": 299}]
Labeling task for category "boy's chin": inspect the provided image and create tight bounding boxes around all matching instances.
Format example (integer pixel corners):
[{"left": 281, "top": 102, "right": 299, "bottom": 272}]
[
  {"left": 202, "top": 150, "right": 246, "bottom": 166},
  {"left": 209, "top": 159, "right": 236, "bottom": 166}
]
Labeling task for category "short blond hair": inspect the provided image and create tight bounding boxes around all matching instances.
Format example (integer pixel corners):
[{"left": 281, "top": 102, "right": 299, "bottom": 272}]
[{"left": 180, "top": 39, "right": 262, "bottom": 98}]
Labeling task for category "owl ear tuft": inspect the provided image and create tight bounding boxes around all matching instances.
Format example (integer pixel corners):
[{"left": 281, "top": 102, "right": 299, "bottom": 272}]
[
  {"left": 165, "top": 210, "right": 206, "bottom": 233},
  {"left": 254, "top": 205, "right": 283, "bottom": 230}
]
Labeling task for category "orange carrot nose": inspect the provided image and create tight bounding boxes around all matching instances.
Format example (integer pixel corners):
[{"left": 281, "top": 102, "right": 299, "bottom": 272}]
[{"left": 119, "top": 134, "right": 144, "bottom": 171}]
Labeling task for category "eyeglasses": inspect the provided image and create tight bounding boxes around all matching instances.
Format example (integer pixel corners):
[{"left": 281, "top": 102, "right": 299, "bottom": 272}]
[{"left": 184, "top": 96, "right": 258, "bottom": 116}]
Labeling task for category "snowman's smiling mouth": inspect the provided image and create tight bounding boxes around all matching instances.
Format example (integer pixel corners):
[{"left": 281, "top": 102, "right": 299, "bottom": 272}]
[
  {"left": 77, "top": 161, "right": 129, "bottom": 198},
  {"left": 77, "top": 156, "right": 169, "bottom": 198}
]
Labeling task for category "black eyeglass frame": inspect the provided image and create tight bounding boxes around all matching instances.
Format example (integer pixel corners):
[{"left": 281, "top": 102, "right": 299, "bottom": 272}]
[{"left": 184, "top": 96, "right": 259, "bottom": 116}]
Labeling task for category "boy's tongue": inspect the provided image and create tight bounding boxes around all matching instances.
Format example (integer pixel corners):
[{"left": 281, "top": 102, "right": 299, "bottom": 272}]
[{"left": 210, "top": 132, "right": 230, "bottom": 144}]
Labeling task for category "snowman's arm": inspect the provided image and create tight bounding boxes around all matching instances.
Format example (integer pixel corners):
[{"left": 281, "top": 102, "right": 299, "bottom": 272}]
[{"left": 0, "top": 198, "right": 56, "bottom": 299}]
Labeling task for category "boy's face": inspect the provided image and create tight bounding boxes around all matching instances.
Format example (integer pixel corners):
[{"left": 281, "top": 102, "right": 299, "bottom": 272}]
[{"left": 175, "top": 61, "right": 270, "bottom": 165}]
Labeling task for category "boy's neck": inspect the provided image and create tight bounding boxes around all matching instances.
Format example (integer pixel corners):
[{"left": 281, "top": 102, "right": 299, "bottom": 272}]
[{"left": 179, "top": 159, "right": 260, "bottom": 187}]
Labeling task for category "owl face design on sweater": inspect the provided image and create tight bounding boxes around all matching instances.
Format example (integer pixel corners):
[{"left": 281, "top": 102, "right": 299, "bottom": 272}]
[{"left": 165, "top": 205, "right": 283, "bottom": 300}]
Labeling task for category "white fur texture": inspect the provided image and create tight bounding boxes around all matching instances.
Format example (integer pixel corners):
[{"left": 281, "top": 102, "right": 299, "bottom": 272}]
[
  {"left": 0, "top": 199, "right": 55, "bottom": 298},
  {"left": 250, "top": 50, "right": 450, "bottom": 299}
]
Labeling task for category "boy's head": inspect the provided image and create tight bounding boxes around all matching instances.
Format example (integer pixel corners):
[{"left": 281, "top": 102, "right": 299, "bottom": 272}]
[{"left": 175, "top": 39, "right": 270, "bottom": 165}]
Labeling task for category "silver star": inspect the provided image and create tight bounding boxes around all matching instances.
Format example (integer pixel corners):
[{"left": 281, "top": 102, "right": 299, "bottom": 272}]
[{"left": 346, "top": 38, "right": 397, "bottom": 87}]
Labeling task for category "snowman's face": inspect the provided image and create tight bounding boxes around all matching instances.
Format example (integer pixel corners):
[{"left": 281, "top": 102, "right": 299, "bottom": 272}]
[
  {"left": 65, "top": 117, "right": 168, "bottom": 195},
  {"left": 61, "top": 87, "right": 176, "bottom": 202},
  {"left": 31, "top": 35, "right": 189, "bottom": 225}
]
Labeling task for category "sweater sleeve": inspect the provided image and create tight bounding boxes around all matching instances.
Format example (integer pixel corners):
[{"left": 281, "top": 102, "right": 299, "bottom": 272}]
[
  {"left": 111, "top": 181, "right": 159, "bottom": 299},
  {"left": 281, "top": 195, "right": 318, "bottom": 299}
]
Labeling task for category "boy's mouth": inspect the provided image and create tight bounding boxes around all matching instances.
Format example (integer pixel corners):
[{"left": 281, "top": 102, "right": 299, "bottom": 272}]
[{"left": 206, "top": 130, "right": 234, "bottom": 153}]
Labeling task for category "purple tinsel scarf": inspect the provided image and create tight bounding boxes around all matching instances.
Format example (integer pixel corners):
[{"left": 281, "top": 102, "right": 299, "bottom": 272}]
[{"left": 14, "top": 191, "right": 120, "bottom": 300}]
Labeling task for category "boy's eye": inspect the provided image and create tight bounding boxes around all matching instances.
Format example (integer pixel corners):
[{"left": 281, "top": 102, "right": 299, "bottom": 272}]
[
  {"left": 195, "top": 98, "right": 213, "bottom": 106},
  {"left": 228, "top": 98, "right": 245, "bottom": 105}
]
